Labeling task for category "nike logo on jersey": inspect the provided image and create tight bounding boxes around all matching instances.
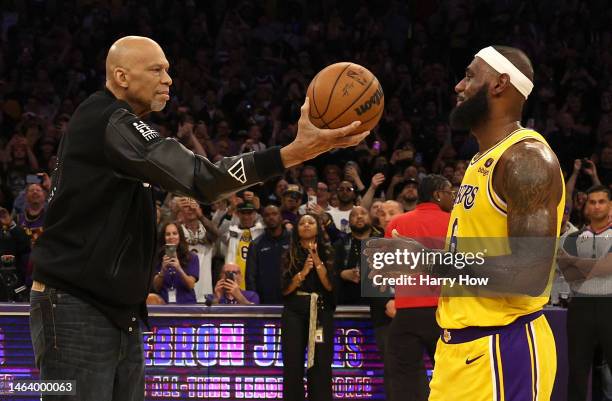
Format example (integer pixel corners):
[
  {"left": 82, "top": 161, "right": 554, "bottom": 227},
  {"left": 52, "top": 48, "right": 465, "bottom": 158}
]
[{"left": 465, "top": 354, "right": 484, "bottom": 364}]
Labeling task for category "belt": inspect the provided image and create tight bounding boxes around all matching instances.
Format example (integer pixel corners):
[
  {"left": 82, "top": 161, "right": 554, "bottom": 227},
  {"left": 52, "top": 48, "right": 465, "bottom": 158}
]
[
  {"left": 296, "top": 290, "right": 318, "bottom": 369},
  {"left": 440, "top": 310, "right": 543, "bottom": 344},
  {"left": 32, "top": 280, "right": 46, "bottom": 292}
]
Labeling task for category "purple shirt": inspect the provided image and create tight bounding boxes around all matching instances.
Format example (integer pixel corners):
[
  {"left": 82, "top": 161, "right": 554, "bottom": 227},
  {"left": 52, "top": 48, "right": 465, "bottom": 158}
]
[
  {"left": 156, "top": 253, "right": 200, "bottom": 304},
  {"left": 206, "top": 290, "right": 260, "bottom": 305}
]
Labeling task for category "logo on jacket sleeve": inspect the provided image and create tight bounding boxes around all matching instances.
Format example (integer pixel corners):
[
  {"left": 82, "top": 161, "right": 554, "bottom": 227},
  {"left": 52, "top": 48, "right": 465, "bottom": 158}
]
[
  {"left": 228, "top": 158, "right": 247, "bottom": 184},
  {"left": 132, "top": 121, "right": 160, "bottom": 142}
]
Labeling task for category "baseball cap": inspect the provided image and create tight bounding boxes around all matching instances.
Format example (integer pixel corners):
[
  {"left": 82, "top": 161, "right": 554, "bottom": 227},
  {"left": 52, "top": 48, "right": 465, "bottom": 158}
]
[
  {"left": 283, "top": 184, "right": 302, "bottom": 196},
  {"left": 237, "top": 201, "right": 257, "bottom": 212}
]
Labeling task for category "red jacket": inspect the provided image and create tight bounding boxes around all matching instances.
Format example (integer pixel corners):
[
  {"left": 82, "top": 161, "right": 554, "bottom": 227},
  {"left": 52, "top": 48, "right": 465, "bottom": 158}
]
[{"left": 385, "top": 203, "right": 450, "bottom": 309}]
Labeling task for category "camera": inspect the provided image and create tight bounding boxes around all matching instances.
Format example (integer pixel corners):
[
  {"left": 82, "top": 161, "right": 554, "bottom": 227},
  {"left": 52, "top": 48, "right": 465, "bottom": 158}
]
[{"left": 0, "top": 254, "right": 28, "bottom": 302}]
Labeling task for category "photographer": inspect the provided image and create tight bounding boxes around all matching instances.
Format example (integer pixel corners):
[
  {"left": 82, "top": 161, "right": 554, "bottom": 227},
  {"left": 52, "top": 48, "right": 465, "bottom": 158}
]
[
  {"left": 207, "top": 263, "right": 259, "bottom": 305},
  {"left": 151, "top": 221, "right": 199, "bottom": 304},
  {"left": 0, "top": 207, "right": 30, "bottom": 301}
]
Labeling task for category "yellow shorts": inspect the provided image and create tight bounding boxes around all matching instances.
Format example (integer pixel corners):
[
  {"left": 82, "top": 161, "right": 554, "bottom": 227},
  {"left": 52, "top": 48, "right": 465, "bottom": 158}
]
[{"left": 429, "top": 312, "right": 556, "bottom": 401}]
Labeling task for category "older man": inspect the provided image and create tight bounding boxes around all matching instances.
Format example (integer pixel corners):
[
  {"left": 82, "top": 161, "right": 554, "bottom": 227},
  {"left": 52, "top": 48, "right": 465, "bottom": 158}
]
[{"left": 29, "top": 36, "right": 368, "bottom": 401}]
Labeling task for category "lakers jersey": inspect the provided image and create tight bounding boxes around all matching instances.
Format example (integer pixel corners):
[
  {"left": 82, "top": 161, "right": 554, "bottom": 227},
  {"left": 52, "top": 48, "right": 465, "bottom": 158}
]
[
  {"left": 235, "top": 229, "right": 252, "bottom": 290},
  {"left": 437, "top": 128, "right": 565, "bottom": 329}
]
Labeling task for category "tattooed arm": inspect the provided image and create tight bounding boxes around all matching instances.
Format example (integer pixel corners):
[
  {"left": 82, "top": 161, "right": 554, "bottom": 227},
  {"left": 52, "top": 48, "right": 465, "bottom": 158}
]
[{"left": 436, "top": 140, "right": 561, "bottom": 295}]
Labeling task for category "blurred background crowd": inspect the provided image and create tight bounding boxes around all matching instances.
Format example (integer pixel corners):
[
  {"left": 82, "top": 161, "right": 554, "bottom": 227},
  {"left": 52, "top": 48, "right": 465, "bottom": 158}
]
[{"left": 0, "top": 0, "right": 610, "bottom": 304}]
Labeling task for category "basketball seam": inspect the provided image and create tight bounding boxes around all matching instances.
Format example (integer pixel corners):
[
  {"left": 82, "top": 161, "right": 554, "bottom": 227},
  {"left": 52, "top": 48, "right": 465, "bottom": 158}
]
[
  {"left": 325, "top": 77, "right": 377, "bottom": 126},
  {"left": 318, "top": 63, "right": 353, "bottom": 120},
  {"left": 310, "top": 72, "right": 323, "bottom": 119},
  {"left": 310, "top": 73, "right": 331, "bottom": 128}
]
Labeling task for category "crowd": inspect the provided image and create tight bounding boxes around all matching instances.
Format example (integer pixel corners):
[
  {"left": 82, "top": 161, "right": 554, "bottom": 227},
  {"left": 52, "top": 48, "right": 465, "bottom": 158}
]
[
  {"left": 0, "top": 0, "right": 611, "bottom": 399},
  {"left": 0, "top": 0, "right": 608, "bottom": 299}
]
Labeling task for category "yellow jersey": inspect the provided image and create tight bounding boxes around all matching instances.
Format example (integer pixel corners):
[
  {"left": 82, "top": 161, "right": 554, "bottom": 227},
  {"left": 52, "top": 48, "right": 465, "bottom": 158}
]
[{"left": 437, "top": 128, "right": 565, "bottom": 329}]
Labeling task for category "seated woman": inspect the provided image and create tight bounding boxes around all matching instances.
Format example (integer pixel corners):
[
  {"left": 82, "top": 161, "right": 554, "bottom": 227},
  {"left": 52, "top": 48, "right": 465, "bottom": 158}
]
[{"left": 148, "top": 221, "right": 199, "bottom": 304}]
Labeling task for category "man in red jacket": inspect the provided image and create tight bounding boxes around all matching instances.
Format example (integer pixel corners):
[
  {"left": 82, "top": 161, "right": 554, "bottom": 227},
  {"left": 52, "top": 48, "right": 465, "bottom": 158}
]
[{"left": 384, "top": 174, "right": 454, "bottom": 401}]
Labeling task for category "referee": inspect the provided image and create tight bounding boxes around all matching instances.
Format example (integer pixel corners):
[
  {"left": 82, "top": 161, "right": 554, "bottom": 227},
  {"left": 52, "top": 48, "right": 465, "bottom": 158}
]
[
  {"left": 29, "top": 36, "right": 367, "bottom": 401},
  {"left": 559, "top": 185, "right": 612, "bottom": 401}
]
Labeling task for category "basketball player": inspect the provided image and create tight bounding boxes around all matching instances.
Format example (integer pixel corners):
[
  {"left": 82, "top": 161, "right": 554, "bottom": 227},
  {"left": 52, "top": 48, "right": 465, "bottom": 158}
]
[
  {"left": 369, "top": 46, "right": 564, "bottom": 401},
  {"left": 29, "top": 36, "right": 368, "bottom": 401}
]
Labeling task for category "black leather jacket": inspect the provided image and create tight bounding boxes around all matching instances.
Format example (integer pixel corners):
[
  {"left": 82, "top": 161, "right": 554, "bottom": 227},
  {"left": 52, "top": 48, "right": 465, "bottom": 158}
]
[{"left": 32, "top": 89, "right": 284, "bottom": 331}]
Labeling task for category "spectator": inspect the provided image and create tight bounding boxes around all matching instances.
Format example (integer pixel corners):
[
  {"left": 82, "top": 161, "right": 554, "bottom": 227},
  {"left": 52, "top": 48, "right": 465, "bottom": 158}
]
[
  {"left": 323, "top": 164, "right": 342, "bottom": 191},
  {"left": 299, "top": 181, "right": 332, "bottom": 215},
  {"left": 299, "top": 165, "right": 319, "bottom": 193},
  {"left": 280, "top": 184, "right": 302, "bottom": 227},
  {"left": 395, "top": 178, "right": 420, "bottom": 211},
  {"left": 281, "top": 213, "right": 335, "bottom": 401},
  {"left": 378, "top": 200, "right": 404, "bottom": 231},
  {"left": 246, "top": 205, "right": 290, "bottom": 304},
  {"left": 16, "top": 183, "right": 47, "bottom": 248},
  {"left": 150, "top": 222, "right": 199, "bottom": 304},
  {"left": 369, "top": 200, "right": 384, "bottom": 229},
  {"left": 328, "top": 180, "right": 357, "bottom": 233},
  {"left": 267, "top": 178, "right": 289, "bottom": 206},
  {"left": 207, "top": 263, "right": 259, "bottom": 305},
  {"left": 223, "top": 201, "right": 264, "bottom": 289},
  {"left": 0, "top": 207, "right": 31, "bottom": 295},
  {"left": 334, "top": 206, "right": 393, "bottom": 398},
  {"left": 178, "top": 197, "right": 219, "bottom": 303},
  {"left": 3, "top": 136, "right": 39, "bottom": 203}
]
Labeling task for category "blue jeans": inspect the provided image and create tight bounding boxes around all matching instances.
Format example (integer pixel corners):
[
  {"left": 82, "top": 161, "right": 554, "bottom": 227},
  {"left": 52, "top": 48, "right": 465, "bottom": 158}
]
[{"left": 29, "top": 286, "right": 144, "bottom": 401}]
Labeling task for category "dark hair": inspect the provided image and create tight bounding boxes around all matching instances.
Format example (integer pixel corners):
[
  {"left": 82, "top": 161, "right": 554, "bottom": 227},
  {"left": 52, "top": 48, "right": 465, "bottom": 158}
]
[
  {"left": 157, "top": 221, "right": 192, "bottom": 268},
  {"left": 586, "top": 184, "right": 611, "bottom": 200},
  {"left": 283, "top": 213, "right": 331, "bottom": 274},
  {"left": 418, "top": 174, "right": 450, "bottom": 203}
]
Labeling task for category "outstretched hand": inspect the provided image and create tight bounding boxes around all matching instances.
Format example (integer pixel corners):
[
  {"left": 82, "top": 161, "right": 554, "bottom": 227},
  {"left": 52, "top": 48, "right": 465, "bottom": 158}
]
[{"left": 280, "top": 97, "right": 371, "bottom": 167}]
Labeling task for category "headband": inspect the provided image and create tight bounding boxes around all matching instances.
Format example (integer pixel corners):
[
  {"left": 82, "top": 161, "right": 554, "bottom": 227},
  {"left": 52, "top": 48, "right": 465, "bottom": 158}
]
[{"left": 475, "top": 46, "right": 533, "bottom": 99}]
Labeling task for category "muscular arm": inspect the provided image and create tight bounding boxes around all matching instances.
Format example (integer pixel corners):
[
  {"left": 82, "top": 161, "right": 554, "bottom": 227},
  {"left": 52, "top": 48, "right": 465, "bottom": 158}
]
[{"left": 437, "top": 140, "right": 562, "bottom": 295}]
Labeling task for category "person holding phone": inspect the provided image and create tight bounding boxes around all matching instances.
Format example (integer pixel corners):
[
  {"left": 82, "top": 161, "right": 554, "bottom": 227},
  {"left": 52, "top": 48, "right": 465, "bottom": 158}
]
[
  {"left": 207, "top": 263, "right": 259, "bottom": 305},
  {"left": 151, "top": 222, "right": 199, "bottom": 304}
]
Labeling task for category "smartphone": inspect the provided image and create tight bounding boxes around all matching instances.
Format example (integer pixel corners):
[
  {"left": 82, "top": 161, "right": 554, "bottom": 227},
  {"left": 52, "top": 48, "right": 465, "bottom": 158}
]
[
  {"left": 164, "top": 244, "right": 177, "bottom": 258},
  {"left": 308, "top": 195, "right": 317, "bottom": 206},
  {"left": 26, "top": 174, "right": 42, "bottom": 184},
  {"left": 225, "top": 271, "right": 236, "bottom": 281},
  {"left": 372, "top": 141, "right": 381, "bottom": 152}
]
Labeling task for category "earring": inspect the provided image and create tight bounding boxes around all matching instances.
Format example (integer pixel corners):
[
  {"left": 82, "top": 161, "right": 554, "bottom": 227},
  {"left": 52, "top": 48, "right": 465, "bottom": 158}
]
[{"left": 436, "top": 198, "right": 441, "bottom": 202}]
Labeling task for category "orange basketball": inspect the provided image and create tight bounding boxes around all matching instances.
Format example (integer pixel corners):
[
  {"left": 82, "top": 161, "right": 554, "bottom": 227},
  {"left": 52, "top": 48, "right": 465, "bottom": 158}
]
[{"left": 306, "top": 62, "right": 384, "bottom": 134}]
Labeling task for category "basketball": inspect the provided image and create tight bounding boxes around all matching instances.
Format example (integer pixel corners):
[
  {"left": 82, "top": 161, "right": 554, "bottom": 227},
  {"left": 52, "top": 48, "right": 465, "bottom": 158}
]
[{"left": 306, "top": 62, "right": 384, "bottom": 134}]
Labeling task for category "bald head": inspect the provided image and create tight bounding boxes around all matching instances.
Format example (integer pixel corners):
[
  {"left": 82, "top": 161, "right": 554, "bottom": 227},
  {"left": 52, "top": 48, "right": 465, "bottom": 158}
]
[
  {"left": 106, "top": 36, "right": 162, "bottom": 79},
  {"left": 105, "top": 36, "right": 172, "bottom": 115},
  {"left": 378, "top": 200, "right": 404, "bottom": 230}
]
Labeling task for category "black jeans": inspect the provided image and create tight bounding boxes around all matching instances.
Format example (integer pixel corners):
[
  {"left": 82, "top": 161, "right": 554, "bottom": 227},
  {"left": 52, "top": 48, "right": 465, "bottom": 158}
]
[
  {"left": 373, "top": 323, "right": 391, "bottom": 400},
  {"left": 385, "top": 307, "right": 439, "bottom": 401},
  {"left": 30, "top": 286, "right": 144, "bottom": 401},
  {"left": 567, "top": 297, "right": 612, "bottom": 401},
  {"left": 281, "top": 296, "right": 334, "bottom": 401}
]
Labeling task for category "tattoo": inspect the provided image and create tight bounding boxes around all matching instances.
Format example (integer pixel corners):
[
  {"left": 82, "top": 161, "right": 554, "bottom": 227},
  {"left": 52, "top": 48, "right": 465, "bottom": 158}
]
[{"left": 497, "top": 140, "right": 561, "bottom": 237}]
